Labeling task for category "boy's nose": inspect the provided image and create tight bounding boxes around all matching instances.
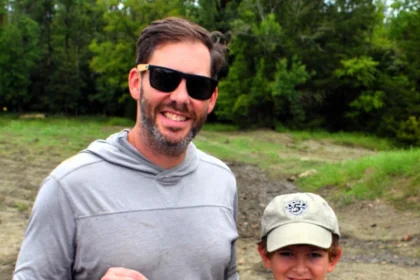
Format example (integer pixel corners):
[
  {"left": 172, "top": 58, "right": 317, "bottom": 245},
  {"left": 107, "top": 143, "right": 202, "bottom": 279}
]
[{"left": 292, "top": 258, "right": 309, "bottom": 274}]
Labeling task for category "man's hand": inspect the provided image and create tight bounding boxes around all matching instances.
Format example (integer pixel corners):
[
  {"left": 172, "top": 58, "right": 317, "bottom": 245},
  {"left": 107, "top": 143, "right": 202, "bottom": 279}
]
[{"left": 101, "top": 267, "right": 148, "bottom": 280}]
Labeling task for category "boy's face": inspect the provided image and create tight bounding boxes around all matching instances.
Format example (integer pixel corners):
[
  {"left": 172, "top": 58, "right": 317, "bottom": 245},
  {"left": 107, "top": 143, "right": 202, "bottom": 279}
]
[{"left": 258, "top": 244, "right": 341, "bottom": 280}]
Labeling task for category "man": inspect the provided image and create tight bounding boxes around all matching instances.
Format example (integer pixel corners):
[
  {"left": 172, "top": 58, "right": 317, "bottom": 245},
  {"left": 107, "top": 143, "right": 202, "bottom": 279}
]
[{"left": 14, "top": 17, "right": 239, "bottom": 280}]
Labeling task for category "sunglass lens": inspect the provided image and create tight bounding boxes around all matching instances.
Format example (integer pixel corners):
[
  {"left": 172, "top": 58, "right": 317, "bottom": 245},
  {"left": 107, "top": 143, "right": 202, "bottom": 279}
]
[
  {"left": 150, "top": 67, "right": 181, "bottom": 92},
  {"left": 187, "top": 76, "right": 217, "bottom": 100}
]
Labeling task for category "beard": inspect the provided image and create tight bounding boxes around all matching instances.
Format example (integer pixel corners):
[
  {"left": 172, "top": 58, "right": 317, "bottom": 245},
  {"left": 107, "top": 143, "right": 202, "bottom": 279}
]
[{"left": 139, "top": 88, "right": 207, "bottom": 157}]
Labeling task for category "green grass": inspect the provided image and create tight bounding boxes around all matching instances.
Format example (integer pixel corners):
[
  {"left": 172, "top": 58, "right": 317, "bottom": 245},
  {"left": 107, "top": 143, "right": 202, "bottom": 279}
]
[
  {"left": 195, "top": 130, "right": 289, "bottom": 171},
  {"left": 288, "top": 130, "right": 395, "bottom": 151},
  {"left": 195, "top": 128, "right": 398, "bottom": 177},
  {"left": 0, "top": 115, "right": 127, "bottom": 156},
  {"left": 107, "top": 117, "right": 135, "bottom": 127},
  {"left": 196, "top": 127, "right": 418, "bottom": 210},
  {"left": 15, "top": 201, "right": 29, "bottom": 212},
  {"left": 202, "top": 123, "right": 239, "bottom": 132},
  {"left": 1, "top": 115, "right": 417, "bottom": 210},
  {"left": 297, "top": 148, "right": 420, "bottom": 210}
]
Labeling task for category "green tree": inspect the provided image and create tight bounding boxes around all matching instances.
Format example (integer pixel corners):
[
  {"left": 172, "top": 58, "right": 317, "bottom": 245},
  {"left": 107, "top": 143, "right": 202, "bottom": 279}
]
[
  {"left": 334, "top": 56, "right": 383, "bottom": 114},
  {"left": 0, "top": 16, "right": 40, "bottom": 111},
  {"left": 193, "top": 0, "right": 241, "bottom": 32},
  {"left": 215, "top": 8, "right": 285, "bottom": 127},
  {"left": 12, "top": 0, "right": 56, "bottom": 112},
  {"left": 271, "top": 56, "right": 311, "bottom": 127},
  {"left": 89, "top": 0, "right": 188, "bottom": 116},
  {"left": 379, "top": 0, "right": 420, "bottom": 144},
  {"left": 43, "top": 0, "right": 97, "bottom": 114}
]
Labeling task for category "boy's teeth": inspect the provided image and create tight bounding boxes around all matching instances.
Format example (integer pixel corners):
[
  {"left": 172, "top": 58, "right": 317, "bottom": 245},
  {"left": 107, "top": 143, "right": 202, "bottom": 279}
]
[{"left": 164, "top": 112, "right": 186, "bottom": 121}]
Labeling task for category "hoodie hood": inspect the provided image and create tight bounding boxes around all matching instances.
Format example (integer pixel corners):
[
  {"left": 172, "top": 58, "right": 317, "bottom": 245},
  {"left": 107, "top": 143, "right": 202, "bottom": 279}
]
[{"left": 83, "top": 130, "right": 199, "bottom": 180}]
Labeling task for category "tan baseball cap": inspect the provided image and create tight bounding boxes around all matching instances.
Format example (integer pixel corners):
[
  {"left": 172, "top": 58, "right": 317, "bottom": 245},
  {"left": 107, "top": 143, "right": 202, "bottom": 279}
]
[{"left": 261, "top": 192, "right": 340, "bottom": 252}]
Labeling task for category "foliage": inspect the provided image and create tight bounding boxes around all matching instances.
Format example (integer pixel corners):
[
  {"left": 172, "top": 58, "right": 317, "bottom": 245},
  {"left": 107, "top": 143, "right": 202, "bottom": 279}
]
[
  {"left": 0, "top": 16, "right": 40, "bottom": 111},
  {"left": 0, "top": 0, "right": 419, "bottom": 146},
  {"left": 89, "top": 0, "right": 188, "bottom": 116},
  {"left": 271, "top": 56, "right": 312, "bottom": 126},
  {"left": 335, "top": 57, "right": 379, "bottom": 88},
  {"left": 396, "top": 116, "right": 420, "bottom": 146},
  {"left": 42, "top": 0, "right": 97, "bottom": 115}
]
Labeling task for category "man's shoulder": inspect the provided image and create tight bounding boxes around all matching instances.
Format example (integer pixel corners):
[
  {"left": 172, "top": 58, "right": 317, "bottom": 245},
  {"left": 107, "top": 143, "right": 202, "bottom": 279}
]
[
  {"left": 50, "top": 151, "right": 102, "bottom": 180},
  {"left": 196, "top": 149, "right": 233, "bottom": 175}
]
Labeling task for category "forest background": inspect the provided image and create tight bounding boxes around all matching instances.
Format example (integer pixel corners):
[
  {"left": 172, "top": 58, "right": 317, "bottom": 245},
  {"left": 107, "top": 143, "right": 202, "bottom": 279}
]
[{"left": 0, "top": 0, "right": 420, "bottom": 146}]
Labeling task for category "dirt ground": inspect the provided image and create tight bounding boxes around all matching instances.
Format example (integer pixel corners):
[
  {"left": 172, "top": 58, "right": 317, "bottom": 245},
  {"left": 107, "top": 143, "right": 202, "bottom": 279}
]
[
  {"left": 231, "top": 162, "right": 420, "bottom": 280},
  {"left": 1, "top": 136, "right": 419, "bottom": 279}
]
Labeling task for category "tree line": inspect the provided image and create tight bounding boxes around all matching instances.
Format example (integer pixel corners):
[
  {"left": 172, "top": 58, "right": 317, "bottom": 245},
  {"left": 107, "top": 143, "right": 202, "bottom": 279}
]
[{"left": 0, "top": 0, "right": 419, "bottom": 145}]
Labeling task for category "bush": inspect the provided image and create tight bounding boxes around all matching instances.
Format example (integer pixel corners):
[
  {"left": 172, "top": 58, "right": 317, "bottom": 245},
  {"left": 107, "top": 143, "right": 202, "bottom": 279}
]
[{"left": 396, "top": 116, "right": 420, "bottom": 146}]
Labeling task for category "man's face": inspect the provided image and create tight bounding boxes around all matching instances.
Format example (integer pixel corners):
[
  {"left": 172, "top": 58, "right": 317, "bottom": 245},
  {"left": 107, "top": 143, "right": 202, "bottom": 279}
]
[{"left": 138, "top": 41, "right": 217, "bottom": 157}]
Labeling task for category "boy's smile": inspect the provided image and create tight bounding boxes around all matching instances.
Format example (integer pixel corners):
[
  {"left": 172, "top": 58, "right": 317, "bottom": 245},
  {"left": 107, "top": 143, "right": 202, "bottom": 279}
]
[{"left": 259, "top": 244, "right": 341, "bottom": 280}]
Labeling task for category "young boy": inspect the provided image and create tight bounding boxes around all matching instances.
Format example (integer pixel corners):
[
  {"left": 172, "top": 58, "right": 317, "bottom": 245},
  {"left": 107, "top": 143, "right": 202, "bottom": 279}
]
[{"left": 257, "top": 192, "right": 342, "bottom": 280}]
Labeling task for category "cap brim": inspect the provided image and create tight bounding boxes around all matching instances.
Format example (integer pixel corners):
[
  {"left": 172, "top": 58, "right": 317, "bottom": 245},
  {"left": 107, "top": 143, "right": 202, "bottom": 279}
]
[{"left": 266, "top": 223, "right": 332, "bottom": 252}]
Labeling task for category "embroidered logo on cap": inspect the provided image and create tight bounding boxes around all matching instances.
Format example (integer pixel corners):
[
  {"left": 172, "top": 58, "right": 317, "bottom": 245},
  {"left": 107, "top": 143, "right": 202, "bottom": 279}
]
[{"left": 286, "top": 200, "right": 308, "bottom": 216}]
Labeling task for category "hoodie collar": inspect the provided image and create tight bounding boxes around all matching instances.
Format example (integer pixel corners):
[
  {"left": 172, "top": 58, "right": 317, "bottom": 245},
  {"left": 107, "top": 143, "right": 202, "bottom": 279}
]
[{"left": 84, "top": 130, "right": 199, "bottom": 179}]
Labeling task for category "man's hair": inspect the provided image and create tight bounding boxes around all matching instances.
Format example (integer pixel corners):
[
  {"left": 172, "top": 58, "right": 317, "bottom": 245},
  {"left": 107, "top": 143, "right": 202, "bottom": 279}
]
[
  {"left": 135, "top": 17, "right": 226, "bottom": 79},
  {"left": 258, "top": 234, "right": 341, "bottom": 262}
]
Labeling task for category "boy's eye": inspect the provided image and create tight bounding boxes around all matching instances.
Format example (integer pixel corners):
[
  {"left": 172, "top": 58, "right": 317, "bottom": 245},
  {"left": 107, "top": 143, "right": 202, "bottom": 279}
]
[
  {"left": 277, "top": 251, "right": 293, "bottom": 257},
  {"left": 309, "top": 252, "right": 322, "bottom": 258}
]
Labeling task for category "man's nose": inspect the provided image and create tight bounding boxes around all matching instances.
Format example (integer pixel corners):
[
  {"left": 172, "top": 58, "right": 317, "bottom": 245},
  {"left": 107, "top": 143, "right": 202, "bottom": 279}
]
[{"left": 169, "top": 79, "right": 190, "bottom": 104}]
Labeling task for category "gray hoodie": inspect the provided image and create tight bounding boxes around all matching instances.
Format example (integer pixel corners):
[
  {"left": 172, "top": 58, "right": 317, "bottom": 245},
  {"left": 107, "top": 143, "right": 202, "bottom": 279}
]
[{"left": 14, "top": 130, "right": 239, "bottom": 280}]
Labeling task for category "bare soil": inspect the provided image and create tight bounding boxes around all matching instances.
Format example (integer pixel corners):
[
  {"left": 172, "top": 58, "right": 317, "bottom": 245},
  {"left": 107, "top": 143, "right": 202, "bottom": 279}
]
[
  {"left": 231, "top": 162, "right": 420, "bottom": 280},
  {"left": 1, "top": 136, "right": 419, "bottom": 279}
]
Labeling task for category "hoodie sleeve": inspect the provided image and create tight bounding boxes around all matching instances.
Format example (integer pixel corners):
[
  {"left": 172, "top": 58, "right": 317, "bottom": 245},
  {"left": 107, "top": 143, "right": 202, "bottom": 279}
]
[
  {"left": 226, "top": 244, "right": 239, "bottom": 280},
  {"left": 14, "top": 176, "right": 76, "bottom": 280},
  {"left": 225, "top": 190, "right": 240, "bottom": 280}
]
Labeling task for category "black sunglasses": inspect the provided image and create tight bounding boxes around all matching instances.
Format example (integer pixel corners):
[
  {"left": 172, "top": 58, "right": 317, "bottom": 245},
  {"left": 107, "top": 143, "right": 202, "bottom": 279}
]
[{"left": 137, "top": 64, "right": 218, "bottom": 101}]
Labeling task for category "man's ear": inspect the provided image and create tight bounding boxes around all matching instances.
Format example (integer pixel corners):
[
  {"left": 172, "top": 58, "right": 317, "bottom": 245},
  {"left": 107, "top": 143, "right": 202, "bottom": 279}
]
[
  {"left": 327, "top": 246, "right": 343, "bottom": 272},
  {"left": 128, "top": 68, "right": 141, "bottom": 100},
  {"left": 257, "top": 244, "right": 272, "bottom": 269},
  {"left": 206, "top": 87, "right": 218, "bottom": 114}
]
